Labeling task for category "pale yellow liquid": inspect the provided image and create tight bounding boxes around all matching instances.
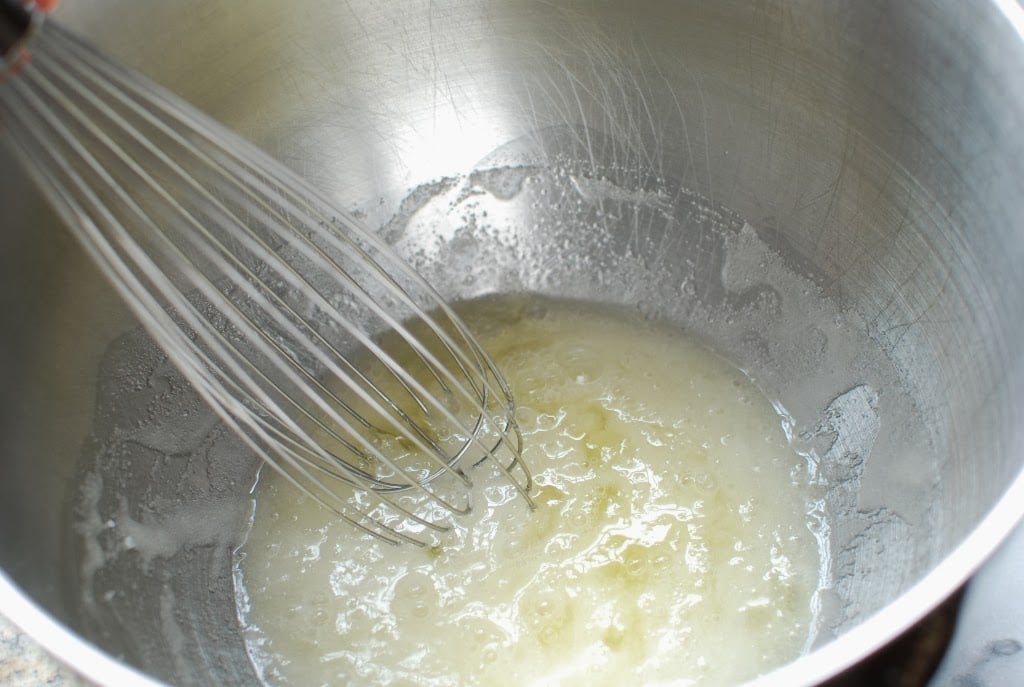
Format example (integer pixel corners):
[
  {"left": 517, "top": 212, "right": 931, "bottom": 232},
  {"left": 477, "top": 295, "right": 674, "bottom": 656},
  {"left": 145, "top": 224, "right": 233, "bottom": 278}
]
[{"left": 236, "top": 295, "right": 823, "bottom": 686}]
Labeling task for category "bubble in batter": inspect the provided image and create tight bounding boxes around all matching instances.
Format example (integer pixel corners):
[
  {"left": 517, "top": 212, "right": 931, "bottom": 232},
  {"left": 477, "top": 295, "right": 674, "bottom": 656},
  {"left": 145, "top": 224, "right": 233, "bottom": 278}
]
[{"left": 235, "top": 294, "right": 825, "bottom": 687}]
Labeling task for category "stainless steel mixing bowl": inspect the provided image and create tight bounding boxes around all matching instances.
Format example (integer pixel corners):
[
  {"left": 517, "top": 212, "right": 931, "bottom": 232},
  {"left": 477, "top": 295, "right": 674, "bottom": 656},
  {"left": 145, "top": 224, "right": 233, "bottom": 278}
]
[{"left": 3, "top": 1, "right": 1024, "bottom": 685}]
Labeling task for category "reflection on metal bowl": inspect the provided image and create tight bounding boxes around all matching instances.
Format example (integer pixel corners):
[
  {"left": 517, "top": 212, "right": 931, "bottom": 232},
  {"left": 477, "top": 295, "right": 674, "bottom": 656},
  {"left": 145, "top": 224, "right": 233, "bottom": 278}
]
[{"left": 2, "top": 1, "right": 1024, "bottom": 685}]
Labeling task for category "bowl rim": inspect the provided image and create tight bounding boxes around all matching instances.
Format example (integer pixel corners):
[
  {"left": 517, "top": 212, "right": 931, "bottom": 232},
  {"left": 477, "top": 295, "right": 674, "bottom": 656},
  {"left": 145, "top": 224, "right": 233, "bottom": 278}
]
[
  {"left": 4, "top": 475, "right": 1022, "bottom": 686},
  {"left": 750, "top": 0, "right": 1024, "bottom": 679},
  {"left": 3, "top": 0, "right": 1024, "bottom": 684},
  {"left": 750, "top": 465, "right": 1024, "bottom": 686},
  {"left": 0, "top": 571, "right": 166, "bottom": 687}
]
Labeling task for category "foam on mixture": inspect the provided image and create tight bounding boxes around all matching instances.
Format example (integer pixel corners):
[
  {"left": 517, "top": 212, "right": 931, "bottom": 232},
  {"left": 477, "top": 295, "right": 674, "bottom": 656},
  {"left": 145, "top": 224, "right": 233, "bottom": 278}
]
[{"left": 234, "top": 294, "right": 825, "bottom": 686}]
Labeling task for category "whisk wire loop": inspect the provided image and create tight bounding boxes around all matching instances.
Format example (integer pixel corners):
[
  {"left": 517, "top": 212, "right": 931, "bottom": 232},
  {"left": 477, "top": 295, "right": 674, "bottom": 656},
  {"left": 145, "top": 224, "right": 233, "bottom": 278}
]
[
  {"left": 48, "top": 27, "right": 517, "bottom": 465},
  {"left": 37, "top": 51, "right": 479, "bottom": 506},
  {"left": 0, "top": 18, "right": 534, "bottom": 544},
  {"left": 45, "top": 32, "right": 523, "bottom": 477},
  {"left": 1, "top": 90, "right": 430, "bottom": 547}
]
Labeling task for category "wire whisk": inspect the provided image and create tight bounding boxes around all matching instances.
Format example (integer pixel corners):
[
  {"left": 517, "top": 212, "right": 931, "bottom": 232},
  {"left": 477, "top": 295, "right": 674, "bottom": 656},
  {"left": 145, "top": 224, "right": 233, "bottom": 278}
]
[{"left": 0, "top": 4, "right": 534, "bottom": 546}]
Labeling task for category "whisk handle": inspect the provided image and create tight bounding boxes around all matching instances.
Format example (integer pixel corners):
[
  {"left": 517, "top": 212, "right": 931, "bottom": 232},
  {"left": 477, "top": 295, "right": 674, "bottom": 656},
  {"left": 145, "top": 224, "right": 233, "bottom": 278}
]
[
  {"left": 0, "top": 0, "right": 54, "bottom": 77},
  {"left": 0, "top": 0, "right": 32, "bottom": 58}
]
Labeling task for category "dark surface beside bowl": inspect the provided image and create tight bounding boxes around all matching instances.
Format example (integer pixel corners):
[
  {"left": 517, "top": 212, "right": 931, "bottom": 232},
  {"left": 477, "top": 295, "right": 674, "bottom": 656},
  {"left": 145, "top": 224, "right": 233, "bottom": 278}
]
[{"left": 823, "top": 588, "right": 963, "bottom": 687}]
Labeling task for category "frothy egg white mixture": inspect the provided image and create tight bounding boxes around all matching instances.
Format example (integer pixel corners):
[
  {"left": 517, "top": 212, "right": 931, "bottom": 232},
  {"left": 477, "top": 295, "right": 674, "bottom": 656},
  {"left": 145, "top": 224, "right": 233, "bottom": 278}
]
[{"left": 234, "top": 294, "right": 826, "bottom": 686}]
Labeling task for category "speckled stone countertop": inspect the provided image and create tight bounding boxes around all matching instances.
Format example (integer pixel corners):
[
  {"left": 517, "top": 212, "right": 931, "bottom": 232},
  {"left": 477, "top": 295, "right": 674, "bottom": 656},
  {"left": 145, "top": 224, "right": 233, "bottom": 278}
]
[{"left": 0, "top": 613, "right": 90, "bottom": 687}]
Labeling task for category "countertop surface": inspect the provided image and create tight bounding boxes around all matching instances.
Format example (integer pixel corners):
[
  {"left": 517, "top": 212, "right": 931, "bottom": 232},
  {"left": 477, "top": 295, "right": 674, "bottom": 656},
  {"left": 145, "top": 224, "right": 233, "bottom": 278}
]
[{"left": 0, "top": 613, "right": 89, "bottom": 687}]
